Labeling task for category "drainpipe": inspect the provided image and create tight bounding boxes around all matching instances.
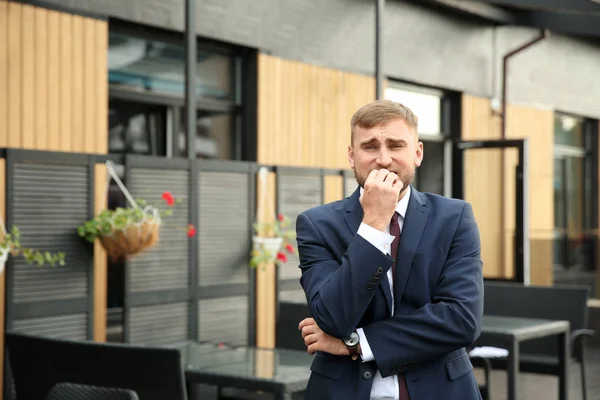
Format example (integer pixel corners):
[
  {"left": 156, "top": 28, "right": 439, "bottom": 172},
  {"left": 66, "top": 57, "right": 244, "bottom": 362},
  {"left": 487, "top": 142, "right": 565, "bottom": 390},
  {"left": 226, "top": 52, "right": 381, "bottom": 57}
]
[
  {"left": 500, "top": 29, "right": 549, "bottom": 139},
  {"left": 375, "top": 0, "right": 385, "bottom": 99},
  {"left": 498, "top": 29, "right": 548, "bottom": 280}
]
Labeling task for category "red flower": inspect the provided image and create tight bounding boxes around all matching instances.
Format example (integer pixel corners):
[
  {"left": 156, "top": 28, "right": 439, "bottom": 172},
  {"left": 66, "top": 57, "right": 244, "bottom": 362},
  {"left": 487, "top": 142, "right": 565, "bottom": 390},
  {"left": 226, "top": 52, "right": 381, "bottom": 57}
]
[
  {"left": 187, "top": 224, "right": 197, "bottom": 238},
  {"left": 276, "top": 252, "right": 288, "bottom": 263},
  {"left": 277, "top": 214, "right": 284, "bottom": 222},
  {"left": 285, "top": 244, "right": 294, "bottom": 253},
  {"left": 162, "top": 191, "right": 175, "bottom": 206}
]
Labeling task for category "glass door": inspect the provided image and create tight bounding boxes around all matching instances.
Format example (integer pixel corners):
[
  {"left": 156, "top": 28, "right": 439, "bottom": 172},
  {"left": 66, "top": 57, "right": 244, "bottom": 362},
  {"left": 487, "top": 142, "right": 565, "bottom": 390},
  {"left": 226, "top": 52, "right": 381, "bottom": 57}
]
[{"left": 453, "top": 139, "right": 529, "bottom": 284}]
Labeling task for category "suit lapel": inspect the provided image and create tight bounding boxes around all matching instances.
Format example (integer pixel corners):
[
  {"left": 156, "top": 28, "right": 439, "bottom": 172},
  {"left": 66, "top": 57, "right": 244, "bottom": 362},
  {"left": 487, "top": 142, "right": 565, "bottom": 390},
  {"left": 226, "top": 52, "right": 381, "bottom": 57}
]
[
  {"left": 394, "top": 188, "right": 429, "bottom": 310},
  {"left": 344, "top": 188, "right": 393, "bottom": 316}
]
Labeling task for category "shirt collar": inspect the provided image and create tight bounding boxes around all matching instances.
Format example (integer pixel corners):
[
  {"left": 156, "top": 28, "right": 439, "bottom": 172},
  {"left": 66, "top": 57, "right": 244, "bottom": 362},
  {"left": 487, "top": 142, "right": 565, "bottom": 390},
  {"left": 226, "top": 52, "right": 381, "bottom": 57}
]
[{"left": 359, "top": 185, "right": 411, "bottom": 218}]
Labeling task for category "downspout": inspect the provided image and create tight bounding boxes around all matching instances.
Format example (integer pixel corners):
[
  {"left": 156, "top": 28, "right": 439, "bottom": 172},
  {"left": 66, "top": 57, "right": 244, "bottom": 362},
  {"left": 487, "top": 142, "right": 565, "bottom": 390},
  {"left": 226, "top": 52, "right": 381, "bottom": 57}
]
[
  {"left": 501, "top": 29, "right": 549, "bottom": 139},
  {"left": 498, "top": 29, "right": 549, "bottom": 280}
]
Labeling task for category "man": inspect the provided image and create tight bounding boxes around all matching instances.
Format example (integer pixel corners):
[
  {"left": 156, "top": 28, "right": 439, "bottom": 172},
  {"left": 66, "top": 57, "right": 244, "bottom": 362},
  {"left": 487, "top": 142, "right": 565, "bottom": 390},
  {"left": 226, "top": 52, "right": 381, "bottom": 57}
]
[{"left": 295, "top": 99, "right": 483, "bottom": 400}]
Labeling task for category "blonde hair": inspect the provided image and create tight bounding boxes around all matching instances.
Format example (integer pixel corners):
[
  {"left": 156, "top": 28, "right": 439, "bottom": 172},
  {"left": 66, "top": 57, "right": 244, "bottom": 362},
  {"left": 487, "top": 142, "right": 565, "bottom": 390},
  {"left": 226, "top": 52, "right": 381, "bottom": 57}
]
[{"left": 350, "top": 99, "right": 418, "bottom": 143}]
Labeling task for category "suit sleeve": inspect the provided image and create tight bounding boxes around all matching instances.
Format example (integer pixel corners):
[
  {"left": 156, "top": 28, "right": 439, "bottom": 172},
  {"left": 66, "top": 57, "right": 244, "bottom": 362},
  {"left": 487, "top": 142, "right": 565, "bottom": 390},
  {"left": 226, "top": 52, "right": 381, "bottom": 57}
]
[
  {"left": 296, "top": 211, "right": 394, "bottom": 338},
  {"left": 361, "top": 202, "right": 484, "bottom": 377}
]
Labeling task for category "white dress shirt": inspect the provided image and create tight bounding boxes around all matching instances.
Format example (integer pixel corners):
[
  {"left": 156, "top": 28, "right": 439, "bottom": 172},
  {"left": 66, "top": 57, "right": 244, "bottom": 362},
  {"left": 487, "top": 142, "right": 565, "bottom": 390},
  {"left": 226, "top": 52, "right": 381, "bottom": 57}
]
[{"left": 355, "top": 185, "right": 410, "bottom": 400}]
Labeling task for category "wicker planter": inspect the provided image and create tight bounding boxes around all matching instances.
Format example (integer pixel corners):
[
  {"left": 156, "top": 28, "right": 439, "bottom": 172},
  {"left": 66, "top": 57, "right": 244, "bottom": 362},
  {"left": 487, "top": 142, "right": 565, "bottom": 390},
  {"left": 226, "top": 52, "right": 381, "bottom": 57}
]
[
  {"left": 99, "top": 219, "right": 161, "bottom": 261},
  {"left": 252, "top": 236, "right": 283, "bottom": 264}
]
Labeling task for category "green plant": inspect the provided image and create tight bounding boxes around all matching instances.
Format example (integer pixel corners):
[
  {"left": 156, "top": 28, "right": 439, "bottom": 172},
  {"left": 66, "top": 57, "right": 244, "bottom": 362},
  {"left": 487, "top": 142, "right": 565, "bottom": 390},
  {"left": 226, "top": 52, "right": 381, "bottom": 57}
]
[
  {"left": 250, "top": 214, "right": 297, "bottom": 268},
  {"left": 0, "top": 225, "right": 66, "bottom": 267}
]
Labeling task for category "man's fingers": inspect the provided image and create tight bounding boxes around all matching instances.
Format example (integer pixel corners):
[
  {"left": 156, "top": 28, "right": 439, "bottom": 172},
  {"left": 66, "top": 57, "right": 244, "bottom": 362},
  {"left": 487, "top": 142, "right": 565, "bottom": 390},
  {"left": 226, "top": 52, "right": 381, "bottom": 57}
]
[
  {"left": 383, "top": 171, "right": 398, "bottom": 185},
  {"left": 307, "top": 342, "right": 319, "bottom": 355},
  {"left": 298, "top": 317, "right": 315, "bottom": 330},
  {"left": 304, "top": 333, "right": 317, "bottom": 346},
  {"left": 392, "top": 179, "right": 404, "bottom": 192},
  {"left": 301, "top": 324, "right": 317, "bottom": 339}
]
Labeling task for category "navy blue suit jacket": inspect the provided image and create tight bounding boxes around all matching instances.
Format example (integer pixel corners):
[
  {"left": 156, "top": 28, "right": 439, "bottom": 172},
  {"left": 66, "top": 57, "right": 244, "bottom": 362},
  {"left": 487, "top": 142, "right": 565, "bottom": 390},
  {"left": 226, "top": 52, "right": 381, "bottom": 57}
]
[{"left": 296, "top": 186, "right": 484, "bottom": 400}]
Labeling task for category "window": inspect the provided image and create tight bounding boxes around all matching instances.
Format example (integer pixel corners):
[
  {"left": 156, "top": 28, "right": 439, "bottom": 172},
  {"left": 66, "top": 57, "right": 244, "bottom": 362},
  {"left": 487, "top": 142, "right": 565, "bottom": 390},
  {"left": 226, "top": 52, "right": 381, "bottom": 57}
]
[
  {"left": 106, "top": 23, "right": 250, "bottom": 160},
  {"left": 553, "top": 113, "right": 597, "bottom": 291},
  {"left": 109, "top": 100, "right": 167, "bottom": 155},
  {"left": 385, "top": 82, "right": 452, "bottom": 196},
  {"left": 108, "top": 32, "right": 232, "bottom": 100}
]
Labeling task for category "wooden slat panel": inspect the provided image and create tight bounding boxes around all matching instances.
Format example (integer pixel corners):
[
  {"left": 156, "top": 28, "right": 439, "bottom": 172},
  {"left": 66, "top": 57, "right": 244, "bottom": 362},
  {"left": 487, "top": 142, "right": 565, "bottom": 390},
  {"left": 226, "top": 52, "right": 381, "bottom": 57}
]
[
  {"left": 256, "top": 54, "right": 374, "bottom": 348},
  {"left": 83, "top": 19, "right": 95, "bottom": 153},
  {"left": 34, "top": 7, "right": 48, "bottom": 150},
  {"left": 462, "top": 95, "right": 554, "bottom": 284},
  {"left": 324, "top": 175, "right": 343, "bottom": 204},
  {"left": 21, "top": 4, "right": 35, "bottom": 149},
  {"left": 257, "top": 54, "right": 374, "bottom": 168},
  {"left": 95, "top": 20, "right": 108, "bottom": 154},
  {"left": 461, "top": 95, "right": 504, "bottom": 279},
  {"left": 93, "top": 164, "right": 107, "bottom": 342},
  {"left": 7, "top": 2, "right": 21, "bottom": 148},
  {"left": 59, "top": 12, "right": 73, "bottom": 151},
  {"left": 71, "top": 15, "right": 84, "bottom": 152},
  {"left": 46, "top": 10, "right": 60, "bottom": 151},
  {"left": 0, "top": 2, "right": 7, "bottom": 147}
]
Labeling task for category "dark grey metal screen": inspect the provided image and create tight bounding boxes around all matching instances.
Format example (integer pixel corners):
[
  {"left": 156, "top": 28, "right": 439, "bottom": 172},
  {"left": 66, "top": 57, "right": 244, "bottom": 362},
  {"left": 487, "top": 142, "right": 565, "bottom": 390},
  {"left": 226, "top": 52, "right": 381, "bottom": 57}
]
[
  {"left": 197, "top": 161, "right": 255, "bottom": 346},
  {"left": 5, "top": 150, "right": 95, "bottom": 341},
  {"left": 123, "top": 156, "right": 191, "bottom": 345},
  {"left": 276, "top": 167, "right": 324, "bottom": 302},
  {"left": 344, "top": 170, "right": 358, "bottom": 199},
  {"left": 122, "top": 156, "right": 256, "bottom": 347}
]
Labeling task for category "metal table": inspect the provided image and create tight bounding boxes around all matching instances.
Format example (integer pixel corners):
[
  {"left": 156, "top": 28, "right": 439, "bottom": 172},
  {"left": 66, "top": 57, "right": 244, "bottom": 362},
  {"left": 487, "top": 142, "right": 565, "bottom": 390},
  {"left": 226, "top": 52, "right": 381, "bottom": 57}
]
[
  {"left": 175, "top": 342, "right": 312, "bottom": 400},
  {"left": 480, "top": 315, "right": 570, "bottom": 400}
]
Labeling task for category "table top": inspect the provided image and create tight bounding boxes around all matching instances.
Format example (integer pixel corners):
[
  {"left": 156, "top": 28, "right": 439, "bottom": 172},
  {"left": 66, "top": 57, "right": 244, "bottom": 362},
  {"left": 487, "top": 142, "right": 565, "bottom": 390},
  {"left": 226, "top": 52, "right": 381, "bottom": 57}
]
[
  {"left": 173, "top": 342, "right": 313, "bottom": 391},
  {"left": 481, "top": 314, "right": 570, "bottom": 341}
]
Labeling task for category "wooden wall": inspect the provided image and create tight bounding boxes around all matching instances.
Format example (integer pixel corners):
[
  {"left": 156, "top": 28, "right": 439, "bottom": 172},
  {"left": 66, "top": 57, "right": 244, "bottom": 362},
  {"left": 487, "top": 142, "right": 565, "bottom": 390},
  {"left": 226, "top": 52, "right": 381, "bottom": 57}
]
[
  {"left": 0, "top": 0, "right": 108, "bottom": 153},
  {"left": 462, "top": 94, "right": 554, "bottom": 284},
  {"left": 0, "top": 3, "right": 109, "bottom": 393},
  {"left": 255, "top": 53, "right": 375, "bottom": 347}
]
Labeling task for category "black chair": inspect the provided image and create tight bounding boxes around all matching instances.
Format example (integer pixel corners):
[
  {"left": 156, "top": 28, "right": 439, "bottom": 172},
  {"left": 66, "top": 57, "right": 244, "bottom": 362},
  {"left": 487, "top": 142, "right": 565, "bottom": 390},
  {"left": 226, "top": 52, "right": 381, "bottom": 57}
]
[
  {"left": 482, "top": 281, "right": 595, "bottom": 400},
  {"left": 46, "top": 382, "right": 139, "bottom": 400},
  {"left": 5, "top": 332, "right": 188, "bottom": 400}
]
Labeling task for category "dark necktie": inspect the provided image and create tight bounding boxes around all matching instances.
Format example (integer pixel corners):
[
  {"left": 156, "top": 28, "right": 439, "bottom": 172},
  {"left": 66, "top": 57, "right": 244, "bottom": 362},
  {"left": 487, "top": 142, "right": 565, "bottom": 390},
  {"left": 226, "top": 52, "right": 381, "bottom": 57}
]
[{"left": 389, "top": 212, "right": 411, "bottom": 400}]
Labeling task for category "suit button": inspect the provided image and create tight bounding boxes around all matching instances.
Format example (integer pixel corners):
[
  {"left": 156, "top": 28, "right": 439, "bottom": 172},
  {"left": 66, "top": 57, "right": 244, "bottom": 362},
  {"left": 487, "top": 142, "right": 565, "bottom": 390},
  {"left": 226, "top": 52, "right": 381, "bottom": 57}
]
[
  {"left": 377, "top": 267, "right": 383, "bottom": 273},
  {"left": 367, "top": 283, "right": 374, "bottom": 290},
  {"left": 371, "top": 278, "right": 378, "bottom": 284},
  {"left": 363, "top": 371, "right": 373, "bottom": 380},
  {"left": 391, "top": 367, "right": 397, "bottom": 373},
  {"left": 398, "top": 365, "right": 406, "bottom": 372}
]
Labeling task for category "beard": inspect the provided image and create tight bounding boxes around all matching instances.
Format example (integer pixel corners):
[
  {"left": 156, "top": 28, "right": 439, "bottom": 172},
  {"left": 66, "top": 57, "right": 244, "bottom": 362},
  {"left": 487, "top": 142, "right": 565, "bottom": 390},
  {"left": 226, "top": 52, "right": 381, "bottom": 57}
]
[{"left": 354, "top": 167, "right": 414, "bottom": 194}]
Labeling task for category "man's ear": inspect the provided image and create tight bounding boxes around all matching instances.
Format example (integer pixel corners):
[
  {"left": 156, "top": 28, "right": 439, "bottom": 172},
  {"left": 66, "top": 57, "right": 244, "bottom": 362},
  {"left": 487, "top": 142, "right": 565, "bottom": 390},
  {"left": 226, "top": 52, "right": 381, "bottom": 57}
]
[
  {"left": 348, "top": 145, "right": 355, "bottom": 169},
  {"left": 415, "top": 141, "right": 424, "bottom": 167}
]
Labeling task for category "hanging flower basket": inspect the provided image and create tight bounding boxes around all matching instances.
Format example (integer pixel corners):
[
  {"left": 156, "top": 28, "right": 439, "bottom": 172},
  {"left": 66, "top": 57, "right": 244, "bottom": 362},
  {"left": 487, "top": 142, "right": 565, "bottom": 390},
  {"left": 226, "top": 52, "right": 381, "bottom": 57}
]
[
  {"left": 250, "top": 167, "right": 297, "bottom": 269},
  {"left": 252, "top": 236, "right": 284, "bottom": 264},
  {"left": 77, "top": 161, "right": 195, "bottom": 262}
]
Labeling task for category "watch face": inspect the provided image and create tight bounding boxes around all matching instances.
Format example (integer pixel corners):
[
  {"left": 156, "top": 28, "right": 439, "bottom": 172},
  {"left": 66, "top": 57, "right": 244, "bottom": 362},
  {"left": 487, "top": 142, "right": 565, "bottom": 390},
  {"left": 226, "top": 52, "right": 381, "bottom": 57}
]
[{"left": 345, "top": 332, "right": 359, "bottom": 347}]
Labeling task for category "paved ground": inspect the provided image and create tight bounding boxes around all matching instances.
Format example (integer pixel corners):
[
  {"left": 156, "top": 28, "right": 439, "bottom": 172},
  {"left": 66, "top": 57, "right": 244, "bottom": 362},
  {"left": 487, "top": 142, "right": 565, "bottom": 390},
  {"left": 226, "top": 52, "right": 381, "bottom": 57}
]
[{"left": 473, "top": 345, "right": 600, "bottom": 400}]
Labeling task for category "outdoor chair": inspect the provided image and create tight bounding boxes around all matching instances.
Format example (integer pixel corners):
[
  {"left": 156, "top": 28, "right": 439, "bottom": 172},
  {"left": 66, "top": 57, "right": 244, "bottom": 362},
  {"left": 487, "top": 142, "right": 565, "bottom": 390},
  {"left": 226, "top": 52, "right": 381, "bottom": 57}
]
[
  {"left": 5, "top": 331, "right": 187, "bottom": 400},
  {"left": 45, "top": 382, "right": 139, "bottom": 400},
  {"left": 482, "top": 281, "right": 595, "bottom": 400}
]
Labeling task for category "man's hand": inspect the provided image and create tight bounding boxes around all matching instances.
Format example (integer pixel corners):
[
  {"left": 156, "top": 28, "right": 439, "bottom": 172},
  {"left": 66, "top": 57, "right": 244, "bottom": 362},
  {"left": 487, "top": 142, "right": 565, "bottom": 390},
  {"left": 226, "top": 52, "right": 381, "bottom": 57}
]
[
  {"left": 359, "top": 169, "right": 403, "bottom": 232},
  {"left": 298, "top": 318, "right": 349, "bottom": 356}
]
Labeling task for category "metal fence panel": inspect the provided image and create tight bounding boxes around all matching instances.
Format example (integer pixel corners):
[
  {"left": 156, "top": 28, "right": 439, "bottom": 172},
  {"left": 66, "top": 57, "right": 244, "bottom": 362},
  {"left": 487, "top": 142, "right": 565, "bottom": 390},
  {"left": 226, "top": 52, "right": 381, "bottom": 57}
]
[{"left": 7, "top": 154, "right": 93, "bottom": 341}]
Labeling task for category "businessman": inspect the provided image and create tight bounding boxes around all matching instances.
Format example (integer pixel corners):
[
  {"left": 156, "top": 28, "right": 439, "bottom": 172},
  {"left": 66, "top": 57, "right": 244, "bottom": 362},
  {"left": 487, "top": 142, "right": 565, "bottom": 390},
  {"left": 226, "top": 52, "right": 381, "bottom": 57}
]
[{"left": 295, "top": 99, "right": 484, "bottom": 400}]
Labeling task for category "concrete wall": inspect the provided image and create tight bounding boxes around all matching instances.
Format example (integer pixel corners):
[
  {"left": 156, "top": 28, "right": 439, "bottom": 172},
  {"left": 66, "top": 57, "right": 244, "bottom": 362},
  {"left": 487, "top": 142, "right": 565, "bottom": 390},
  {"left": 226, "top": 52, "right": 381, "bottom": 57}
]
[{"left": 43, "top": 0, "right": 600, "bottom": 119}]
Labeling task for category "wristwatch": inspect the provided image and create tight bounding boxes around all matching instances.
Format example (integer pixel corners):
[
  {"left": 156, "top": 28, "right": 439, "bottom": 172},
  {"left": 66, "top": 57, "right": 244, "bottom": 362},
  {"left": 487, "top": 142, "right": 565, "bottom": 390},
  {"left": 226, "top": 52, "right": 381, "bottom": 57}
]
[{"left": 343, "top": 331, "right": 360, "bottom": 360}]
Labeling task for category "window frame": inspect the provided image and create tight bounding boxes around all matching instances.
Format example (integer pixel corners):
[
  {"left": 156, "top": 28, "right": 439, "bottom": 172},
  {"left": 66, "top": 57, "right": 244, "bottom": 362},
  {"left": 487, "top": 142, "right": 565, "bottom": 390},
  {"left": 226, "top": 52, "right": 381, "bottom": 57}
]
[{"left": 107, "top": 19, "right": 255, "bottom": 161}]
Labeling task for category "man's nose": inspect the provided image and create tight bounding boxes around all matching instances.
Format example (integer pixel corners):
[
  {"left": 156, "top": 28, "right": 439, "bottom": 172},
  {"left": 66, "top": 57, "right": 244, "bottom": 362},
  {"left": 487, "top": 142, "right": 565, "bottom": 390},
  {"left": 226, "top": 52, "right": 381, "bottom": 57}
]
[{"left": 377, "top": 149, "right": 392, "bottom": 166}]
